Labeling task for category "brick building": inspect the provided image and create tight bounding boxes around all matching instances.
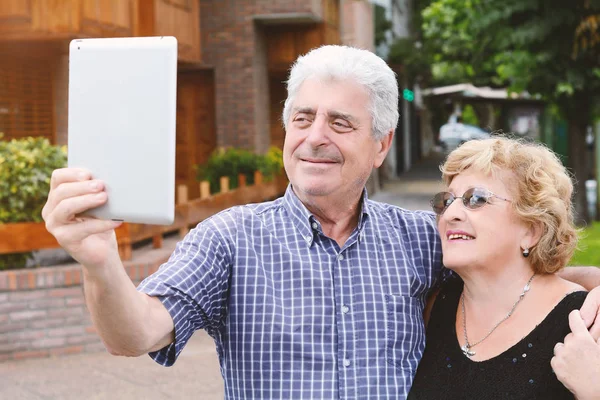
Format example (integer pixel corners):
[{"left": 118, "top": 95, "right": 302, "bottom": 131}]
[{"left": 0, "top": 0, "right": 375, "bottom": 198}]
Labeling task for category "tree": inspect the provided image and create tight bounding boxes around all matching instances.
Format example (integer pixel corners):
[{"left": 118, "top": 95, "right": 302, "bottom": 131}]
[
  {"left": 422, "top": 0, "right": 600, "bottom": 224},
  {"left": 374, "top": 4, "right": 393, "bottom": 50}
]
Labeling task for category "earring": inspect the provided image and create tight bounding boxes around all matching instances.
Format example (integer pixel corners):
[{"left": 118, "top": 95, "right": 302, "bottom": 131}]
[{"left": 522, "top": 248, "right": 530, "bottom": 258}]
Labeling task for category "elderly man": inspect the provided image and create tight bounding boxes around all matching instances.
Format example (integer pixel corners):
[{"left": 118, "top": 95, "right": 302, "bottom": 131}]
[{"left": 43, "top": 45, "right": 600, "bottom": 399}]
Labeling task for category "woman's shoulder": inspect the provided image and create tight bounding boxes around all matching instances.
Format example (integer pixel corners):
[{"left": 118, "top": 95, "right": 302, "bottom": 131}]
[
  {"left": 549, "top": 276, "right": 588, "bottom": 309},
  {"left": 551, "top": 290, "right": 588, "bottom": 314},
  {"left": 533, "top": 279, "right": 587, "bottom": 337}
]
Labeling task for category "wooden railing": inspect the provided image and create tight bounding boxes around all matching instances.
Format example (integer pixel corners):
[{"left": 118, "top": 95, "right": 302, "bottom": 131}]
[
  {"left": 0, "top": 172, "right": 288, "bottom": 263},
  {"left": 116, "top": 171, "right": 288, "bottom": 260}
]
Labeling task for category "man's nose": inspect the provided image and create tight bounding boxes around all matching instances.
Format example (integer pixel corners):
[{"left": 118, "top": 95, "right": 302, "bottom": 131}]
[{"left": 305, "top": 117, "right": 330, "bottom": 146}]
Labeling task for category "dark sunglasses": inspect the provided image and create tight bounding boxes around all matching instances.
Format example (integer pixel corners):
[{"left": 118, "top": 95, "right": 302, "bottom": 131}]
[{"left": 430, "top": 187, "right": 511, "bottom": 216}]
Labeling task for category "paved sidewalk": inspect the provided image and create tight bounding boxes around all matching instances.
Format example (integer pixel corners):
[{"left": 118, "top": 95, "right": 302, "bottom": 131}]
[
  {"left": 0, "top": 332, "right": 224, "bottom": 400},
  {"left": 371, "top": 151, "right": 445, "bottom": 210},
  {"left": 0, "top": 152, "right": 445, "bottom": 400}
]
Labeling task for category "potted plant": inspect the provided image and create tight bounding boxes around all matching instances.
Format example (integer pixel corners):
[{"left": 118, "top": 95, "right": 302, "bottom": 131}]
[{"left": 196, "top": 146, "right": 284, "bottom": 193}]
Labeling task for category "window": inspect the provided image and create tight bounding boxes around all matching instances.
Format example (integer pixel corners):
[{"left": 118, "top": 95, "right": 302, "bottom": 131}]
[{"left": 0, "top": 55, "right": 54, "bottom": 142}]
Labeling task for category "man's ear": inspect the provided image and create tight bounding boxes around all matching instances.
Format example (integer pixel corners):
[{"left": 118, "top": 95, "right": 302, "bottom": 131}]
[{"left": 373, "top": 130, "right": 394, "bottom": 168}]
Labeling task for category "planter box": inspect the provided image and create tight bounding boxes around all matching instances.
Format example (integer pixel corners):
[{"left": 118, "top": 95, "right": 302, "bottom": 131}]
[
  {"left": 0, "top": 172, "right": 288, "bottom": 262},
  {"left": 0, "top": 222, "right": 59, "bottom": 255},
  {"left": 0, "top": 221, "right": 132, "bottom": 261}
]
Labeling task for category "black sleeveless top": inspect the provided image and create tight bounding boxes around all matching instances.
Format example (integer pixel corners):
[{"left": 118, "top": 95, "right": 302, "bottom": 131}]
[{"left": 408, "top": 275, "right": 587, "bottom": 400}]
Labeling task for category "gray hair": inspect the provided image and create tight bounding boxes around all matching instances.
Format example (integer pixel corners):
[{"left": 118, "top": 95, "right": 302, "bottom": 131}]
[{"left": 282, "top": 45, "right": 399, "bottom": 140}]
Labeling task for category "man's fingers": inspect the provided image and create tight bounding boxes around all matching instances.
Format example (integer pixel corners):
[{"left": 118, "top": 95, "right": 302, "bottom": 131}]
[
  {"left": 553, "top": 342, "right": 564, "bottom": 356},
  {"left": 563, "top": 332, "right": 574, "bottom": 345},
  {"left": 43, "top": 180, "right": 105, "bottom": 221},
  {"left": 47, "top": 192, "right": 108, "bottom": 229},
  {"left": 550, "top": 356, "right": 558, "bottom": 373},
  {"left": 579, "top": 286, "right": 600, "bottom": 328},
  {"left": 590, "top": 321, "right": 600, "bottom": 341},
  {"left": 57, "top": 218, "right": 122, "bottom": 243},
  {"left": 578, "top": 287, "right": 600, "bottom": 339},
  {"left": 569, "top": 310, "right": 589, "bottom": 335},
  {"left": 50, "top": 168, "right": 92, "bottom": 190}
]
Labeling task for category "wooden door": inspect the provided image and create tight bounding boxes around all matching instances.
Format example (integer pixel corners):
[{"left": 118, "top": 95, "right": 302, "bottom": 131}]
[
  {"left": 269, "top": 71, "right": 288, "bottom": 149},
  {"left": 176, "top": 69, "right": 216, "bottom": 199}
]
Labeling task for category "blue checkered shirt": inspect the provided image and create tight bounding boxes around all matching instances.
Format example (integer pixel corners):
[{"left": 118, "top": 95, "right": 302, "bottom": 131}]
[{"left": 138, "top": 185, "right": 443, "bottom": 399}]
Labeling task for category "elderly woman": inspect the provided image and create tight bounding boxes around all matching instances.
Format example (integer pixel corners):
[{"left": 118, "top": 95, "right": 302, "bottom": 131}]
[{"left": 408, "top": 137, "right": 586, "bottom": 399}]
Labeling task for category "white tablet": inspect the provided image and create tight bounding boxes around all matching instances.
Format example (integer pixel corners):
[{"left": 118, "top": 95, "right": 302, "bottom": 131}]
[{"left": 68, "top": 36, "right": 177, "bottom": 225}]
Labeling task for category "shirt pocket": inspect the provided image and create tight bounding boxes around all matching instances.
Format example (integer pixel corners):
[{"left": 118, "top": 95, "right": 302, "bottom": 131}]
[{"left": 385, "top": 294, "right": 426, "bottom": 370}]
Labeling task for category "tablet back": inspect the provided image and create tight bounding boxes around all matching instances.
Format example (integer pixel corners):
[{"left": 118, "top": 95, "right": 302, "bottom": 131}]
[{"left": 68, "top": 36, "right": 177, "bottom": 225}]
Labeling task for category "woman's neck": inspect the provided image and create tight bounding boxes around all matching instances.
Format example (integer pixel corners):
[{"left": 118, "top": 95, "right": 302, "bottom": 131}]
[{"left": 458, "top": 262, "right": 536, "bottom": 310}]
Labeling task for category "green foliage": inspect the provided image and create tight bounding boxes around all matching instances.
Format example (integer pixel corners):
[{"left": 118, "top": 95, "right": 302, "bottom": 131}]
[
  {"left": 0, "top": 136, "right": 67, "bottom": 222},
  {"left": 419, "top": 0, "right": 491, "bottom": 85},
  {"left": 374, "top": 4, "right": 393, "bottom": 48},
  {"left": 257, "top": 146, "right": 284, "bottom": 182},
  {"left": 422, "top": 0, "right": 600, "bottom": 108},
  {"left": 461, "top": 105, "right": 480, "bottom": 126},
  {"left": 196, "top": 146, "right": 284, "bottom": 194},
  {"left": 569, "top": 222, "right": 600, "bottom": 267},
  {"left": 388, "top": 37, "right": 434, "bottom": 82},
  {"left": 0, "top": 135, "right": 67, "bottom": 269}
]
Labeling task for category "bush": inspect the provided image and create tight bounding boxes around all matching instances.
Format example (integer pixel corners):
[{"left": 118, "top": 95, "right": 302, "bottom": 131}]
[
  {"left": 196, "top": 146, "right": 284, "bottom": 194},
  {"left": 0, "top": 135, "right": 67, "bottom": 269}
]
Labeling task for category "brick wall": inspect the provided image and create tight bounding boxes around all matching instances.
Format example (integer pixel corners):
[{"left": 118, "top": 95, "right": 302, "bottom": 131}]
[
  {"left": 199, "top": 0, "right": 326, "bottom": 151},
  {"left": 0, "top": 248, "right": 173, "bottom": 362},
  {"left": 341, "top": 0, "right": 374, "bottom": 51}
]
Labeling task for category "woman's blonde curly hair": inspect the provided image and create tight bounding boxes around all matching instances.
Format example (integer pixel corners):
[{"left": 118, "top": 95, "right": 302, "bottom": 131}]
[{"left": 440, "top": 137, "right": 578, "bottom": 274}]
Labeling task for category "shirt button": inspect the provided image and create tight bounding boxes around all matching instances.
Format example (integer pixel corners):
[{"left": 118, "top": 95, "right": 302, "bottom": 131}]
[
  {"left": 342, "top": 305, "right": 350, "bottom": 314},
  {"left": 305, "top": 235, "right": 311, "bottom": 243},
  {"left": 337, "top": 254, "right": 344, "bottom": 261},
  {"left": 311, "top": 222, "right": 318, "bottom": 229},
  {"left": 343, "top": 359, "right": 351, "bottom": 367}
]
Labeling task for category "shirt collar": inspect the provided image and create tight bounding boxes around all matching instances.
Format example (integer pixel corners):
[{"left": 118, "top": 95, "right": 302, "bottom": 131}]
[{"left": 282, "top": 184, "right": 371, "bottom": 246}]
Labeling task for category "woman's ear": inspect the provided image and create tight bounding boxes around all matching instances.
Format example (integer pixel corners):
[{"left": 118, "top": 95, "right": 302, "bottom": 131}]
[{"left": 523, "top": 221, "right": 544, "bottom": 249}]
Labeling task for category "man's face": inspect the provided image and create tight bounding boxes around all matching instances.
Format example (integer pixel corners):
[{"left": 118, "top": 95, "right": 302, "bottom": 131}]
[{"left": 283, "top": 78, "right": 391, "bottom": 201}]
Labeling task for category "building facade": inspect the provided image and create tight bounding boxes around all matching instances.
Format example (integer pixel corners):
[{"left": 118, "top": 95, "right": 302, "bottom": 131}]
[{"left": 0, "top": 0, "right": 374, "bottom": 198}]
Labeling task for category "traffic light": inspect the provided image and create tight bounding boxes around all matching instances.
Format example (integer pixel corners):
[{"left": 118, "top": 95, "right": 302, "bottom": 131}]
[{"left": 403, "top": 88, "right": 414, "bottom": 102}]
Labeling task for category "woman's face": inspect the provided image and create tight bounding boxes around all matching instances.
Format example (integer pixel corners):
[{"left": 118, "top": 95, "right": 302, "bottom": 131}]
[{"left": 437, "top": 168, "right": 530, "bottom": 272}]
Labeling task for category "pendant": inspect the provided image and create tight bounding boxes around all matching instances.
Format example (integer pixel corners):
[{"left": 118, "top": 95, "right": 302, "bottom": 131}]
[{"left": 461, "top": 344, "right": 476, "bottom": 358}]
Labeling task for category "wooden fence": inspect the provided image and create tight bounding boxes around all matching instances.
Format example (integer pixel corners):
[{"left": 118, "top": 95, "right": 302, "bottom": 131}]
[{"left": 0, "top": 172, "right": 288, "bottom": 262}]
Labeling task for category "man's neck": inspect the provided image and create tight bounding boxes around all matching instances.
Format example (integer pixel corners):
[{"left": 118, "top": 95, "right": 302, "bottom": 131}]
[{"left": 297, "top": 189, "right": 363, "bottom": 247}]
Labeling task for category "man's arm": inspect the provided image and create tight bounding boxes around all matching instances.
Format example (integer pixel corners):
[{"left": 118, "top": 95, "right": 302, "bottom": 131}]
[
  {"left": 83, "top": 252, "right": 175, "bottom": 356},
  {"left": 559, "top": 266, "right": 600, "bottom": 338},
  {"left": 43, "top": 168, "right": 175, "bottom": 356},
  {"left": 559, "top": 266, "right": 600, "bottom": 291}
]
